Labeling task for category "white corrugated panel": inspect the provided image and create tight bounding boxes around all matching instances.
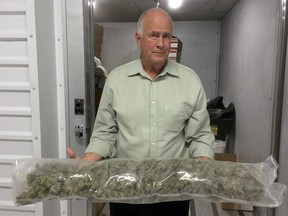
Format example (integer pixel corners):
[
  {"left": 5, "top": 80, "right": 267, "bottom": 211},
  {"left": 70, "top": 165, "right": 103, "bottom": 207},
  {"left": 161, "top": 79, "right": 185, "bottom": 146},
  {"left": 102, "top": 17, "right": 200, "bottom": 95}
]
[
  {"left": 0, "top": 0, "right": 42, "bottom": 215},
  {"left": 0, "top": 0, "right": 26, "bottom": 12}
]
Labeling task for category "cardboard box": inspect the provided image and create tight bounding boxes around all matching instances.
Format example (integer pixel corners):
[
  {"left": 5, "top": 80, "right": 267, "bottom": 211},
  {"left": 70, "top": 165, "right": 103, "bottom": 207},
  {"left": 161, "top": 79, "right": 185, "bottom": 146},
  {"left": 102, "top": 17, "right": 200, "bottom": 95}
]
[
  {"left": 94, "top": 23, "right": 103, "bottom": 35},
  {"left": 94, "top": 51, "right": 101, "bottom": 60},
  {"left": 168, "top": 49, "right": 177, "bottom": 57},
  {"left": 94, "top": 42, "right": 102, "bottom": 52},
  {"left": 214, "top": 153, "right": 236, "bottom": 162},
  {"left": 215, "top": 153, "right": 253, "bottom": 211},
  {"left": 171, "top": 37, "right": 183, "bottom": 50},
  {"left": 94, "top": 33, "right": 103, "bottom": 44},
  {"left": 95, "top": 203, "right": 106, "bottom": 216},
  {"left": 169, "top": 36, "right": 182, "bottom": 63},
  {"left": 221, "top": 203, "right": 253, "bottom": 211},
  {"left": 169, "top": 48, "right": 182, "bottom": 63}
]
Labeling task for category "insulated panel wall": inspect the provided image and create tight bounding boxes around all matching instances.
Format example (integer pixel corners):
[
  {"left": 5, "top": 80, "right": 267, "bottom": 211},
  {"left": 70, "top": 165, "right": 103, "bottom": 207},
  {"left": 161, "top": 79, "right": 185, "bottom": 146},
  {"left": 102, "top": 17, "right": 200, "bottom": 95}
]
[
  {"left": 0, "top": 0, "right": 42, "bottom": 215},
  {"left": 218, "top": 0, "right": 278, "bottom": 162},
  {"left": 276, "top": 32, "right": 288, "bottom": 216}
]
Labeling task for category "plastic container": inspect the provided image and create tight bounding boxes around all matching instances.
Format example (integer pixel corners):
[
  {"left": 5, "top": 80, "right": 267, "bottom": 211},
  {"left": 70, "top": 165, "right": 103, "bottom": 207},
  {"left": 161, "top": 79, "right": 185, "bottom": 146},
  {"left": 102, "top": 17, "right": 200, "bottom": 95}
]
[{"left": 213, "top": 140, "right": 226, "bottom": 153}]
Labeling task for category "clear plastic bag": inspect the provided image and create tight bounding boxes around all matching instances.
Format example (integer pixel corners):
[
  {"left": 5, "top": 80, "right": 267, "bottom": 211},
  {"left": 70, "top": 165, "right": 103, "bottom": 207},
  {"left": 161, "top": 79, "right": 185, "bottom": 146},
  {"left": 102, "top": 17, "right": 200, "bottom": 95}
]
[{"left": 11, "top": 156, "right": 287, "bottom": 207}]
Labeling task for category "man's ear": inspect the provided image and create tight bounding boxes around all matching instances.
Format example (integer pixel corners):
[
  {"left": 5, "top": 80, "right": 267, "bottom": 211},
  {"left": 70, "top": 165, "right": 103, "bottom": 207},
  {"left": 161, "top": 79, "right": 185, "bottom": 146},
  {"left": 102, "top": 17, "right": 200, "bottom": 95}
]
[{"left": 135, "top": 32, "right": 141, "bottom": 48}]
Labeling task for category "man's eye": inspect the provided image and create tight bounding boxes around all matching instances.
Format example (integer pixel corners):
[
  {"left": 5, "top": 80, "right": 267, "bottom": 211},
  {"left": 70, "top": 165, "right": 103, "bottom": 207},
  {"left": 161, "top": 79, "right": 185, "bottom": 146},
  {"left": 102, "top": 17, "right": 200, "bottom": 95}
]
[
  {"left": 163, "top": 34, "right": 172, "bottom": 40},
  {"left": 149, "top": 34, "right": 158, "bottom": 40}
]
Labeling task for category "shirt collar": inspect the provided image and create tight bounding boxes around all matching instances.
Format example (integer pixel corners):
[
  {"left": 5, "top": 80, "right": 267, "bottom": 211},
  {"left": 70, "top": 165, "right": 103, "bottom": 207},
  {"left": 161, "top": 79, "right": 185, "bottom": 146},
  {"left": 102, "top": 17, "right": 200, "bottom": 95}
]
[{"left": 128, "top": 59, "right": 179, "bottom": 78}]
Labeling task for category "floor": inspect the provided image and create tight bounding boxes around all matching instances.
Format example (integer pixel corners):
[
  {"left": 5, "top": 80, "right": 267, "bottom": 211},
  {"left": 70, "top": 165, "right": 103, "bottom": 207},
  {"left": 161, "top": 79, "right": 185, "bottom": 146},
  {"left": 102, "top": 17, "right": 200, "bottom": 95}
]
[
  {"left": 97, "top": 200, "right": 255, "bottom": 216},
  {"left": 190, "top": 200, "right": 254, "bottom": 216}
]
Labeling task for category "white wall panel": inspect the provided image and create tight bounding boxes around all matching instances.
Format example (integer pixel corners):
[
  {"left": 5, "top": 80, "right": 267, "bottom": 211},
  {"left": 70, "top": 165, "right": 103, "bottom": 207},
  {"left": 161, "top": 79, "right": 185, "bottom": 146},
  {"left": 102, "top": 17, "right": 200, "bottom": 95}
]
[
  {"left": 0, "top": 0, "right": 42, "bottom": 215},
  {"left": 0, "top": 92, "right": 31, "bottom": 107},
  {"left": 0, "top": 0, "right": 26, "bottom": 11},
  {"left": 0, "top": 15, "right": 27, "bottom": 36},
  {"left": 0, "top": 185, "right": 13, "bottom": 201},
  {"left": 0, "top": 41, "right": 28, "bottom": 60},
  {"left": 0, "top": 116, "right": 32, "bottom": 131},
  {"left": 0, "top": 67, "right": 29, "bottom": 82},
  {"left": 0, "top": 140, "right": 32, "bottom": 154},
  {"left": 0, "top": 163, "right": 14, "bottom": 179},
  {"left": 0, "top": 211, "right": 34, "bottom": 216}
]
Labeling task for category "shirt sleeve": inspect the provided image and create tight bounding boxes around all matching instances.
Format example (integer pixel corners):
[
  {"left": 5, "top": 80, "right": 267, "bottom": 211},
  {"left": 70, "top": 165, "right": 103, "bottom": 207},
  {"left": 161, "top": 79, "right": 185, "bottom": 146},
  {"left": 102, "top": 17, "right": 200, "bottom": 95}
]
[
  {"left": 85, "top": 75, "right": 117, "bottom": 158},
  {"left": 185, "top": 85, "right": 215, "bottom": 159}
]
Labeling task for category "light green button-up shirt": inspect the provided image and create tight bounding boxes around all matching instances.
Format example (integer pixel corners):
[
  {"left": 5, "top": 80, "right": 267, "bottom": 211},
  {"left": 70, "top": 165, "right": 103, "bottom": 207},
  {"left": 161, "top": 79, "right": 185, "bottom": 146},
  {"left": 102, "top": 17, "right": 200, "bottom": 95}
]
[{"left": 85, "top": 59, "right": 214, "bottom": 159}]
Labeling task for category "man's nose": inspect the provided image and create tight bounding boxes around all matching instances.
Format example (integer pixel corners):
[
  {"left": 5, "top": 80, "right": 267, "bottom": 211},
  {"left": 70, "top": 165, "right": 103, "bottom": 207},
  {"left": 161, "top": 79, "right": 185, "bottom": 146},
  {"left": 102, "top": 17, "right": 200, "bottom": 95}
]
[{"left": 156, "top": 36, "right": 165, "bottom": 47}]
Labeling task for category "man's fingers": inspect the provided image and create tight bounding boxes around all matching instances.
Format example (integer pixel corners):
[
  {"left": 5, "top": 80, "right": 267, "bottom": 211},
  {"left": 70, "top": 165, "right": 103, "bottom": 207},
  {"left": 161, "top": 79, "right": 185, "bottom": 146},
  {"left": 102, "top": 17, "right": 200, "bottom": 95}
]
[
  {"left": 67, "top": 147, "right": 77, "bottom": 159},
  {"left": 67, "top": 148, "right": 102, "bottom": 162}
]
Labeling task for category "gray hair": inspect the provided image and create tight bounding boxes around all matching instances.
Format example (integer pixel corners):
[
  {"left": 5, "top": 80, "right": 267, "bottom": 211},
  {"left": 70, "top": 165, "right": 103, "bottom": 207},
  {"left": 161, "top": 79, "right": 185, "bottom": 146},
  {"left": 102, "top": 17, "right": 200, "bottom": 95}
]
[{"left": 137, "top": 8, "right": 173, "bottom": 36}]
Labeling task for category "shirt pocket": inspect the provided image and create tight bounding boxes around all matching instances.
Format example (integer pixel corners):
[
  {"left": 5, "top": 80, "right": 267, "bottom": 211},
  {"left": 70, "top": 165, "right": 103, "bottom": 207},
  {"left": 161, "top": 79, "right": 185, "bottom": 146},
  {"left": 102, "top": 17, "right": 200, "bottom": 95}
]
[{"left": 164, "top": 104, "right": 192, "bottom": 132}]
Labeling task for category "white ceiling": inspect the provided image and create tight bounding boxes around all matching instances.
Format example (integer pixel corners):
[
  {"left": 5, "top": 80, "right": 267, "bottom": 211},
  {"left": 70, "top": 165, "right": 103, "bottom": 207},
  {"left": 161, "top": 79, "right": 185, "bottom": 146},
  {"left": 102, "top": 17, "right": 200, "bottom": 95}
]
[{"left": 93, "top": 0, "right": 239, "bottom": 22}]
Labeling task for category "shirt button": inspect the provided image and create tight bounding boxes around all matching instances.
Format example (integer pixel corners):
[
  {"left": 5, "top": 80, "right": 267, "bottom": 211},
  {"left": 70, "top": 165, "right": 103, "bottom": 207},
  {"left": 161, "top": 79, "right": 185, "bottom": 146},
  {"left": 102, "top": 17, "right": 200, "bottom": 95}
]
[
  {"left": 152, "top": 101, "right": 155, "bottom": 104},
  {"left": 152, "top": 142, "right": 156, "bottom": 146}
]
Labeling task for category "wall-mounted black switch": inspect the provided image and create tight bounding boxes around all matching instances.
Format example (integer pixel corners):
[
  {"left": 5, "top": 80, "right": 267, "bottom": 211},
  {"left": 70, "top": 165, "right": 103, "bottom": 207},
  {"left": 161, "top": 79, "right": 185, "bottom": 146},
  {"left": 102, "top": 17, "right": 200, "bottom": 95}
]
[{"left": 75, "top": 99, "right": 84, "bottom": 115}]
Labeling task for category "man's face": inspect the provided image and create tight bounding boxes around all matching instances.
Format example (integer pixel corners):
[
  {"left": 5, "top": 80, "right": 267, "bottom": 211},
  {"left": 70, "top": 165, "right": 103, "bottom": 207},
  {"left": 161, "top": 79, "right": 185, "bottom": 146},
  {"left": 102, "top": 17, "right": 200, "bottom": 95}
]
[{"left": 136, "top": 12, "right": 173, "bottom": 67}]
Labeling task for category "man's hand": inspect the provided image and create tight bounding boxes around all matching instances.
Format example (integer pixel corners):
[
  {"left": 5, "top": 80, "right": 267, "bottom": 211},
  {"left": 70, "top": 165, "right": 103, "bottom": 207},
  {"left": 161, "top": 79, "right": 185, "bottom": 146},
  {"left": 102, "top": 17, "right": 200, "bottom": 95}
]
[
  {"left": 194, "top": 156, "right": 211, "bottom": 160},
  {"left": 67, "top": 147, "right": 79, "bottom": 159},
  {"left": 82, "top": 152, "right": 103, "bottom": 162},
  {"left": 66, "top": 147, "right": 103, "bottom": 162}
]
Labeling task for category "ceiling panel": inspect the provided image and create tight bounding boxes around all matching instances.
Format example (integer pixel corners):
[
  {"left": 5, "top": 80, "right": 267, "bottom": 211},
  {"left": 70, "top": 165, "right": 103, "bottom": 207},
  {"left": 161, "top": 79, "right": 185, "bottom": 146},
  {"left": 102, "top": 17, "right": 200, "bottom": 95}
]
[
  {"left": 93, "top": 0, "right": 141, "bottom": 22},
  {"left": 209, "top": 0, "right": 240, "bottom": 19},
  {"left": 93, "top": 0, "right": 239, "bottom": 22}
]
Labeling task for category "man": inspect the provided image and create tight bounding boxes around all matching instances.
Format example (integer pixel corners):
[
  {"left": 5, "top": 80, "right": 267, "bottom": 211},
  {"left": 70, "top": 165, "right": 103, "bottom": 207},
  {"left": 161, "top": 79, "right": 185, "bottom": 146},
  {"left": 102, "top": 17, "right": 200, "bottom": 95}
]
[{"left": 68, "top": 8, "right": 214, "bottom": 216}]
